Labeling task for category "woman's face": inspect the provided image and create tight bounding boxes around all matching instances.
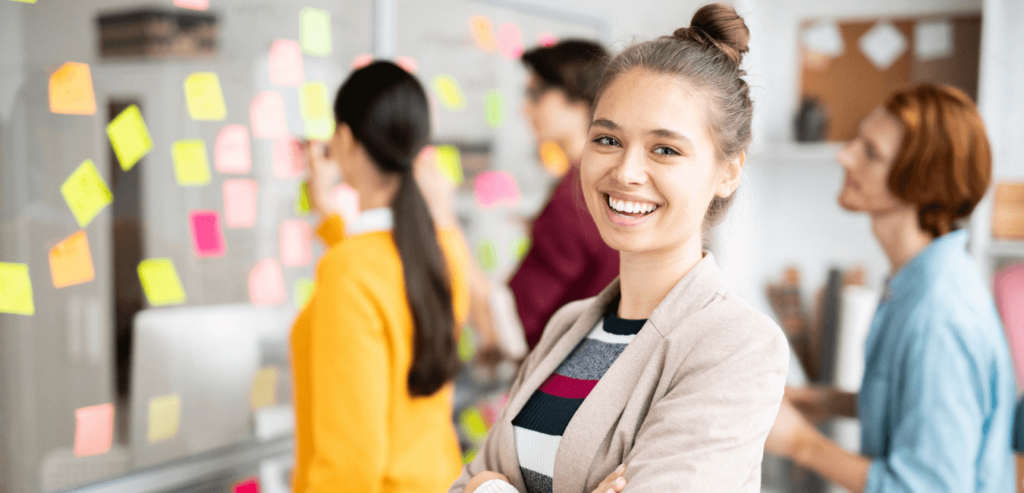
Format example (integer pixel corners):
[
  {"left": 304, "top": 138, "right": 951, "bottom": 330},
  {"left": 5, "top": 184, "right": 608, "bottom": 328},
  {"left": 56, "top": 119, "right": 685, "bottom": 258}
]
[
  {"left": 580, "top": 69, "right": 742, "bottom": 254},
  {"left": 837, "top": 107, "right": 905, "bottom": 214},
  {"left": 522, "top": 73, "right": 587, "bottom": 151}
]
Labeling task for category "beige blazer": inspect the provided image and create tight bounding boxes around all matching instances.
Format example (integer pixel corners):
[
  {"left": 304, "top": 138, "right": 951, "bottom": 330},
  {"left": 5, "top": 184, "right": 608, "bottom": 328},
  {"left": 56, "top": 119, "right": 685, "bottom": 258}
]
[{"left": 448, "top": 253, "right": 789, "bottom": 492}]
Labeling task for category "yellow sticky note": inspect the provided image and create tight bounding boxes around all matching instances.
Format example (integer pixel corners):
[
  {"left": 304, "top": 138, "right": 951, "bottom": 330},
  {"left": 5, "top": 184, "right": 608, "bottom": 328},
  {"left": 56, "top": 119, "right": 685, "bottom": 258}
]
[
  {"left": 9, "top": 0, "right": 39, "bottom": 3},
  {"left": 184, "top": 72, "right": 227, "bottom": 121},
  {"left": 61, "top": 159, "right": 113, "bottom": 228},
  {"left": 50, "top": 230, "right": 95, "bottom": 288},
  {"left": 138, "top": 258, "right": 186, "bottom": 306},
  {"left": 436, "top": 145, "right": 464, "bottom": 186},
  {"left": 295, "top": 182, "right": 311, "bottom": 216},
  {"left": 106, "top": 105, "right": 152, "bottom": 171},
  {"left": 432, "top": 75, "right": 466, "bottom": 111},
  {"left": 299, "top": 81, "right": 330, "bottom": 123},
  {"left": 304, "top": 118, "right": 335, "bottom": 141},
  {"left": 460, "top": 407, "right": 489, "bottom": 443},
  {"left": 49, "top": 62, "right": 96, "bottom": 115},
  {"left": 294, "top": 278, "right": 315, "bottom": 309},
  {"left": 172, "top": 140, "right": 212, "bottom": 186},
  {"left": 147, "top": 394, "right": 181, "bottom": 443},
  {"left": 250, "top": 367, "right": 279, "bottom": 410},
  {"left": 300, "top": 8, "right": 332, "bottom": 57},
  {"left": 0, "top": 263, "right": 34, "bottom": 316}
]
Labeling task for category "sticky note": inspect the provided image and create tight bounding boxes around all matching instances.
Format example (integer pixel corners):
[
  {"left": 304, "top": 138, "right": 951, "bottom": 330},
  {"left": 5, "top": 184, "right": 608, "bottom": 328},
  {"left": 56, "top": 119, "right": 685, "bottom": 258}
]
[
  {"left": 269, "top": 39, "right": 305, "bottom": 87},
  {"left": 147, "top": 394, "right": 180, "bottom": 443},
  {"left": 74, "top": 403, "right": 114, "bottom": 457},
  {"left": 436, "top": 145, "right": 463, "bottom": 186},
  {"left": 332, "top": 183, "right": 360, "bottom": 223},
  {"left": 462, "top": 449, "right": 478, "bottom": 465},
  {"left": 458, "top": 329, "right": 476, "bottom": 362},
  {"left": 497, "top": 23, "right": 524, "bottom": 60},
  {"left": 215, "top": 125, "right": 252, "bottom": 174},
  {"left": 249, "top": 259, "right": 286, "bottom": 306},
  {"left": 49, "top": 62, "right": 96, "bottom": 115},
  {"left": 0, "top": 263, "right": 34, "bottom": 316},
  {"left": 61, "top": 159, "right": 113, "bottom": 228},
  {"left": 280, "top": 220, "right": 312, "bottom": 267},
  {"left": 512, "top": 236, "right": 530, "bottom": 261},
  {"left": 432, "top": 75, "right": 465, "bottom": 111},
  {"left": 273, "top": 137, "right": 304, "bottom": 178},
  {"left": 234, "top": 478, "right": 260, "bottom": 493},
  {"left": 295, "top": 183, "right": 311, "bottom": 216},
  {"left": 294, "top": 278, "right": 315, "bottom": 309},
  {"left": 477, "top": 241, "right": 497, "bottom": 273},
  {"left": 300, "top": 8, "right": 332, "bottom": 57},
  {"left": 173, "top": 0, "right": 208, "bottom": 10},
  {"left": 351, "top": 53, "right": 374, "bottom": 69},
  {"left": 299, "top": 81, "right": 330, "bottom": 123},
  {"left": 304, "top": 118, "right": 335, "bottom": 141},
  {"left": 138, "top": 258, "right": 186, "bottom": 306},
  {"left": 537, "top": 33, "right": 558, "bottom": 47},
  {"left": 250, "top": 92, "right": 289, "bottom": 138},
  {"left": 469, "top": 15, "right": 496, "bottom": 52},
  {"left": 106, "top": 105, "right": 153, "bottom": 171},
  {"left": 540, "top": 141, "right": 569, "bottom": 176},
  {"left": 474, "top": 171, "right": 520, "bottom": 208},
  {"left": 223, "top": 179, "right": 259, "bottom": 229},
  {"left": 8, "top": 0, "right": 38, "bottom": 3},
  {"left": 250, "top": 367, "right": 278, "bottom": 410},
  {"left": 484, "top": 90, "right": 504, "bottom": 128},
  {"left": 50, "top": 230, "right": 95, "bottom": 288},
  {"left": 189, "top": 210, "right": 226, "bottom": 258},
  {"left": 184, "top": 72, "right": 227, "bottom": 121},
  {"left": 395, "top": 56, "right": 418, "bottom": 74},
  {"left": 460, "top": 407, "right": 489, "bottom": 442},
  {"left": 172, "top": 139, "right": 212, "bottom": 186}
]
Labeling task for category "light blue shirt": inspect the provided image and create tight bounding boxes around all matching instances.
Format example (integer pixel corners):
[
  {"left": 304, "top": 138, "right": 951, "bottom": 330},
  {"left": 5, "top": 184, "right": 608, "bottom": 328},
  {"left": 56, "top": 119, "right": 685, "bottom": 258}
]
[{"left": 860, "top": 230, "right": 1016, "bottom": 492}]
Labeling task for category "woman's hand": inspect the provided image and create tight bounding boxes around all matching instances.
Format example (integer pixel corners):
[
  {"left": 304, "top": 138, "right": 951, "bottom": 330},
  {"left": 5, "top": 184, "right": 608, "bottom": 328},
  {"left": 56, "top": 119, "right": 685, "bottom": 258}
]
[
  {"left": 302, "top": 140, "right": 340, "bottom": 219},
  {"left": 785, "top": 385, "right": 858, "bottom": 422},
  {"left": 592, "top": 464, "right": 627, "bottom": 493},
  {"left": 464, "top": 471, "right": 511, "bottom": 493},
  {"left": 765, "top": 397, "right": 818, "bottom": 461}
]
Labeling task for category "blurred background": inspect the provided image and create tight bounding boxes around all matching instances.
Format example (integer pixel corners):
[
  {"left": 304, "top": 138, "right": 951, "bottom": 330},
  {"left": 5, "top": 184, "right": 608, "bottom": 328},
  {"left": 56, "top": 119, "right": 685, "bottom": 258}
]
[{"left": 1, "top": 0, "right": 1023, "bottom": 492}]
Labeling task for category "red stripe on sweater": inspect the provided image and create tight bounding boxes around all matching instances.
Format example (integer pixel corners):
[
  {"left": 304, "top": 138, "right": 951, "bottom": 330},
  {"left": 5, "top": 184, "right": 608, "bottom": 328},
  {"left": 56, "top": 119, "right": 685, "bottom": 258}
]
[{"left": 538, "top": 373, "right": 598, "bottom": 399}]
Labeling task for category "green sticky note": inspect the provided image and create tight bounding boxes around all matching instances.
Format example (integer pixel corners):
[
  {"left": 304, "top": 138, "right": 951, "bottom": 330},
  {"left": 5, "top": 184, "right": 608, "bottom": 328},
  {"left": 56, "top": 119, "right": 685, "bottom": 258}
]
[
  {"left": 295, "top": 182, "right": 311, "bottom": 216},
  {"left": 458, "top": 327, "right": 476, "bottom": 362},
  {"left": 138, "top": 258, "right": 186, "bottom": 306},
  {"left": 299, "top": 81, "right": 330, "bottom": 123},
  {"left": 294, "top": 278, "right": 315, "bottom": 309},
  {"left": 511, "top": 236, "right": 531, "bottom": 261},
  {"left": 184, "top": 72, "right": 227, "bottom": 121},
  {"left": 0, "top": 262, "right": 35, "bottom": 316},
  {"left": 61, "top": 159, "right": 113, "bottom": 228},
  {"left": 477, "top": 241, "right": 497, "bottom": 273},
  {"left": 107, "top": 105, "right": 153, "bottom": 171},
  {"left": 484, "top": 89, "right": 505, "bottom": 128},
  {"left": 462, "top": 448, "right": 478, "bottom": 465},
  {"left": 300, "top": 8, "right": 332, "bottom": 57},
  {"left": 172, "top": 140, "right": 212, "bottom": 186},
  {"left": 431, "top": 75, "right": 465, "bottom": 110},
  {"left": 459, "top": 407, "right": 489, "bottom": 443},
  {"left": 436, "top": 145, "right": 463, "bottom": 186}
]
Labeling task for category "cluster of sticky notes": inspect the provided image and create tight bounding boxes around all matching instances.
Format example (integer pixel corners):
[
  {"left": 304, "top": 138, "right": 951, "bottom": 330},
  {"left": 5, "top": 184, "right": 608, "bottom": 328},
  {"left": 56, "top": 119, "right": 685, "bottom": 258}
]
[
  {"left": 469, "top": 15, "right": 497, "bottom": 52},
  {"left": 474, "top": 171, "right": 520, "bottom": 208},
  {"left": 497, "top": 23, "right": 525, "bottom": 60},
  {"left": 250, "top": 259, "right": 286, "bottom": 306},
  {"left": 250, "top": 366, "right": 279, "bottom": 410},
  {"left": 459, "top": 407, "right": 489, "bottom": 443},
  {"left": 107, "top": 105, "right": 153, "bottom": 171},
  {"left": 432, "top": 75, "right": 466, "bottom": 111},
  {"left": 477, "top": 241, "right": 497, "bottom": 273},
  {"left": 215, "top": 125, "right": 252, "bottom": 174},
  {"left": 172, "top": 140, "right": 212, "bottom": 186},
  {"left": 138, "top": 258, "right": 186, "bottom": 306},
  {"left": 537, "top": 33, "right": 558, "bottom": 47},
  {"left": 74, "top": 403, "right": 114, "bottom": 457},
  {"left": 458, "top": 328, "right": 476, "bottom": 363},
  {"left": 512, "top": 236, "right": 531, "bottom": 261},
  {"left": 62, "top": 159, "right": 113, "bottom": 228},
  {"left": 540, "top": 141, "right": 570, "bottom": 176},
  {"left": 395, "top": 56, "right": 418, "bottom": 74},
  {"left": 269, "top": 39, "right": 305, "bottom": 87},
  {"left": 50, "top": 230, "right": 95, "bottom": 288},
  {"left": 223, "top": 179, "right": 259, "bottom": 229},
  {"left": 331, "top": 183, "right": 360, "bottom": 223},
  {"left": 184, "top": 72, "right": 227, "bottom": 121},
  {"left": 173, "top": 0, "right": 208, "bottom": 10},
  {"left": 293, "top": 278, "right": 315, "bottom": 309},
  {"left": 250, "top": 92, "right": 289, "bottom": 139},
  {"left": 351, "top": 53, "right": 374, "bottom": 69},
  {"left": 295, "top": 183, "right": 311, "bottom": 216},
  {"left": 300, "top": 8, "right": 332, "bottom": 57},
  {"left": 484, "top": 90, "right": 505, "bottom": 128},
  {"left": 189, "top": 210, "right": 226, "bottom": 258},
  {"left": 273, "top": 137, "right": 304, "bottom": 178},
  {"left": 436, "top": 145, "right": 464, "bottom": 186},
  {"left": 280, "top": 220, "right": 312, "bottom": 267},
  {"left": 49, "top": 62, "right": 96, "bottom": 115},
  {"left": 234, "top": 478, "right": 260, "bottom": 493},
  {"left": 148, "top": 393, "right": 181, "bottom": 443},
  {"left": 0, "top": 262, "right": 35, "bottom": 316}
]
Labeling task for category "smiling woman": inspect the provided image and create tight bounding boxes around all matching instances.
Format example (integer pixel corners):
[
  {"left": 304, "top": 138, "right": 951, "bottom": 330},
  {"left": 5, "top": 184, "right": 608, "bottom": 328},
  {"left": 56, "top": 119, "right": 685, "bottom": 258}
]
[{"left": 449, "top": 4, "right": 789, "bottom": 493}]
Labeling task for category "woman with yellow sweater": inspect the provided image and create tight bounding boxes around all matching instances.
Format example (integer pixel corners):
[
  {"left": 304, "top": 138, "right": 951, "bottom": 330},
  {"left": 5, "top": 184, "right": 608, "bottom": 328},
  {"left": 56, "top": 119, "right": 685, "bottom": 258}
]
[{"left": 290, "top": 61, "right": 471, "bottom": 493}]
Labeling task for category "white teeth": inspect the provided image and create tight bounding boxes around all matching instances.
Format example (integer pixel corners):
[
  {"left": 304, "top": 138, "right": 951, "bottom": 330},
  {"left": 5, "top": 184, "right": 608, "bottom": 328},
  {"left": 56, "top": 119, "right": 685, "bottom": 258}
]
[{"left": 607, "top": 195, "right": 657, "bottom": 214}]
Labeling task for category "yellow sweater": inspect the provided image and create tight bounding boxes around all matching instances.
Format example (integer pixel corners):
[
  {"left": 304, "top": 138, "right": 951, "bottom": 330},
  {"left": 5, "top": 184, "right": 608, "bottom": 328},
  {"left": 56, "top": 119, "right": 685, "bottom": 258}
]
[{"left": 291, "top": 214, "right": 470, "bottom": 493}]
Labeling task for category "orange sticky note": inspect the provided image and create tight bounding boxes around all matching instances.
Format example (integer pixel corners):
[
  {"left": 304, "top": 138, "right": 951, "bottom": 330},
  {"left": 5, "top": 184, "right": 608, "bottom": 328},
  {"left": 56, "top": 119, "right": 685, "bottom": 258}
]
[
  {"left": 269, "top": 39, "right": 304, "bottom": 87},
  {"left": 138, "top": 258, "right": 186, "bottom": 306},
  {"left": 215, "top": 124, "right": 252, "bottom": 174},
  {"left": 147, "top": 394, "right": 180, "bottom": 443},
  {"left": 107, "top": 105, "right": 153, "bottom": 171},
  {"left": 50, "top": 230, "right": 95, "bottom": 288},
  {"left": 497, "top": 23, "right": 524, "bottom": 60},
  {"left": 250, "top": 367, "right": 279, "bottom": 410},
  {"left": 0, "top": 262, "right": 35, "bottom": 316},
  {"left": 172, "top": 139, "right": 212, "bottom": 186},
  {"left": 61, "top": 159, "right": 113, "bottom": 228},
  {"left": 250, "top": 92, "right": 289, "bottom": 139},
  {"left": 173, "top": 0, "right": 208, "bottom": 10},
  {"left": 74, "top": 403, "right": 114, "bottom": 457},
  {"left": 280, "top": 220, "right": 312, "bottom": 267},
  {"left": 540, "top": 141, "right": 569, "bottom": 176},
  {"left": 249, "top": 259, "right": 286, "bottom": 306},
  {"left": 223, "top": 179, "right": 259, "bottom": 229},
  {"left": 184, "top": 72, "right": 227, "bottom": 121},
  {"left": 49, "top": 62, "right": 96, "bottom": 115},
  {"left": 469, "top": 15, "right": 496, "bottom": 52}
]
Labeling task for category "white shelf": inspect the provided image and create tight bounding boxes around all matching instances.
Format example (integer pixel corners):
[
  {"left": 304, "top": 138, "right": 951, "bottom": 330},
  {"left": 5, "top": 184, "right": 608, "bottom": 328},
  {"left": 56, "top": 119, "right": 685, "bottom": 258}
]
[{"left": 987, "top": 240, "right": 1024, "bottom": 258}]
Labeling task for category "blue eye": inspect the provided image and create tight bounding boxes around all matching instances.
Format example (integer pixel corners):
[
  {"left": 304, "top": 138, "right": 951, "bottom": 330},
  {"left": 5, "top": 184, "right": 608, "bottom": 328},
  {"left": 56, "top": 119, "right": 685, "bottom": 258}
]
[
  {"left": 593, "top": 136, "right": 619, "bottom": 147},
  {"left": 654, "top": 146, "right": 679, "bottom": 156}
]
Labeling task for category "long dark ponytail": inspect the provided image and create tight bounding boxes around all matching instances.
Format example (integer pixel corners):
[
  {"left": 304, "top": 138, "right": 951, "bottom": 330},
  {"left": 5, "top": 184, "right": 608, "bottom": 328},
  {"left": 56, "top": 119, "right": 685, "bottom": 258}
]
[{"left": 333, "top": 61, "right": 459, "bottom": 397}]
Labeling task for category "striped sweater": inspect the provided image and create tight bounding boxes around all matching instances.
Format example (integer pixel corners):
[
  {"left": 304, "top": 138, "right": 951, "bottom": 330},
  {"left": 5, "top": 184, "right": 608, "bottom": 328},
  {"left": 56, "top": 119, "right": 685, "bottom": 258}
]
[{"left": 510, "top": 300, "right": 646, "bottom": 493}]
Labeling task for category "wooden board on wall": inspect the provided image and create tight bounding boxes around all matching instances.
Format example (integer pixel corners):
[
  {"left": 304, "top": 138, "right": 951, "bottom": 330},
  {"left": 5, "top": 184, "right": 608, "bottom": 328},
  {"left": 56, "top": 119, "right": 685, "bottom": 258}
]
[{"left": 799, "top": 15, "right": 981, "bottom": 142}]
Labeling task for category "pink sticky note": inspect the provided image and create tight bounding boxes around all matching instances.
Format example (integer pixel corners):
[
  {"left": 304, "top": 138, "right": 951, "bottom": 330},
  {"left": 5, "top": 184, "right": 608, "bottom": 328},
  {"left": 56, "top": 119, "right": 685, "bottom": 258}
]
[
  {"left": 497, "top": 23, "right": 524, "bottom": 60},
  {"left": 250, "top": 259, "right": 286, "bottom": 306},
  {"left": 537, "top": 33, "right": 558, "bottom": 47},
  {"left": 474, "top": 171, "right": 521, "bottom": 208},
  {"left": 332, "top": 183, "right": 360, "bottom": 223},
  {"left": 173, "top": 0, "right": 208, "bottom": 10},
  {"left": 280, "top": 220, "right": 312, "bottom": 267},
  {"left": 269, "top": 39, "right": 305, "bottom": 87},
  {"left": 250, "top": 92, "right": 289, "bottom": 139},
  {"left": 273, "top": 137, "right": 305, "bottom": 178},
  {"left": 223, "top": 179, "right": 259, "bottom": 229},
  {"left": 74, "top": 403, "right": 114, "bottom": 457},
  {"left": 351, "top": 53, "right": 374, "bottom": 69},
  {"left": 234, "top": 478, "right": 260, "bottom": 493},
  {"left": 189, "top": 210, "right": 226, "bottom": 257},
  {"left": 395, "top": 56, "right": 418, "bottom": 74},
  {"left": 215, "top": 125, "right": 252, "bottom": 174}
]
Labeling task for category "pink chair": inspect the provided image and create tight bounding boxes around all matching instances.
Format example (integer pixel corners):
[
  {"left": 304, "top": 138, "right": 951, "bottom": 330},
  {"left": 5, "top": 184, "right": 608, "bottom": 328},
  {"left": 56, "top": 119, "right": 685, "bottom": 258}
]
[{"left": 995, "top": 263, "right": 1024, "bottom": 385}]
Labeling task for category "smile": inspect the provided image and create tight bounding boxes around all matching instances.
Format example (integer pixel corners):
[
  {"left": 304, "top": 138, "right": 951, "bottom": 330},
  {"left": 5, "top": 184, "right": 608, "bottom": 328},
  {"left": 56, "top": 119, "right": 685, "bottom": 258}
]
[{"left": 605, "top": 193, "right": 659, "bottom": 218}]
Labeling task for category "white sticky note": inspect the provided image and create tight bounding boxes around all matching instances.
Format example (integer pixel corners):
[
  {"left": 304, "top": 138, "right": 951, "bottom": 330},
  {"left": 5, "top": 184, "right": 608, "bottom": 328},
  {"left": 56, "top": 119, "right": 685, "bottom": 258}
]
[
  {"left": 859, "top": 22, "right": 907, "bottom": 71},
  {"left": 802, "top": 21, "right": 844, "bottom": 56},
  {"left": 915, "top": 20, "right": 954, "bottom": 61}
]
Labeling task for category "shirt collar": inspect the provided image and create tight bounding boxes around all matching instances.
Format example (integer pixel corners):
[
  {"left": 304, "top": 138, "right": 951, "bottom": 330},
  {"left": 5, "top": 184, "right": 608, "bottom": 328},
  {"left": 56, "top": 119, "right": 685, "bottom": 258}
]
[
  {"left": 345, "top": 207, "right": 393, "bottom": 236},
  {"left": 884, "top": 229, "right": 969, "bottom": 302}
]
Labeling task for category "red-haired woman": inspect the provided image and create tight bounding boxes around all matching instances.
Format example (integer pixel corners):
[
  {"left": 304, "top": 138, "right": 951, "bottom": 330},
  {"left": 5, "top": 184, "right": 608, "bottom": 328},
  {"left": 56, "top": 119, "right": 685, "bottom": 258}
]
[{"left": 765, "top": 84, "right": 1016, "bottom": 492}]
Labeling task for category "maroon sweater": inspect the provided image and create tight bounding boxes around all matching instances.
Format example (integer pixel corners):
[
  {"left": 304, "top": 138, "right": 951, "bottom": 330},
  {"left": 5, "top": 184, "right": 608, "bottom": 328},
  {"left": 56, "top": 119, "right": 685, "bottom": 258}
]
[{"left": 509, "top": 165, "right": 619, "bottom": 350}]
